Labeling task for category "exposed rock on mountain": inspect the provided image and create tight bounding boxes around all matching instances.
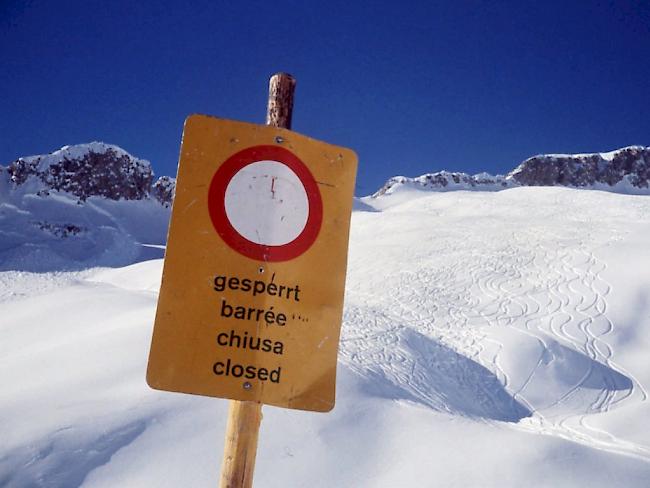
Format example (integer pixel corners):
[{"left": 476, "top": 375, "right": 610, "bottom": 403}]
[
  {"left": 4, "top": 142, "right": 157, "bottom": 201},
  {"left": 510, "top": 146, "right": 650, "bottom": 189},
  {"left": 375, "top": 146, "right": 650, "bottom": 197},
  {"left": 151, "top": 176, "right": 176, "bottom": 207},
  {"left": 375, "top": 171, "right": 511, "bottom": 196}
]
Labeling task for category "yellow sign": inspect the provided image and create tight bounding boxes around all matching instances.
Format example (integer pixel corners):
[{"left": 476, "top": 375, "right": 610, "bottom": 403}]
[{"left": 147, "top": 114, "right": 358, "bottom": 412}]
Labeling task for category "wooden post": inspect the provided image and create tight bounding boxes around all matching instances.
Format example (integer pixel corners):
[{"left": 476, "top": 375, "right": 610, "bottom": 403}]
[
  {"left": 218, "top": 72, "right": 296, "bottom": 488},
  {"left": 266, "top": 72, "right": 296, "bottom": 129},
  {"left": 219, "top": 400, "right": 263, "bottom": 488}
]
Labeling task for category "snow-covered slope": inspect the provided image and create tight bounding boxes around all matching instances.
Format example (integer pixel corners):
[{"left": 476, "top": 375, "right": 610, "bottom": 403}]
[
  {"left": 0, "top": 144, "right": 171, "bottom": 271},
  {"left": 2, "top": 186, "right": 650, "bottom": 487}
]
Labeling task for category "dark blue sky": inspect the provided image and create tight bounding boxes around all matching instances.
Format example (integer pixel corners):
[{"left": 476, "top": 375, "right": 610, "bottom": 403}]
[{"left": 1, "top": 1, "right": 649, "bottom": 194}]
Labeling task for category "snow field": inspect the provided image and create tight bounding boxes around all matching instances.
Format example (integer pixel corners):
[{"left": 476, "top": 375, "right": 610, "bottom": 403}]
[{"left": 1, "top": 187, "right": 650, "bottom": 486}]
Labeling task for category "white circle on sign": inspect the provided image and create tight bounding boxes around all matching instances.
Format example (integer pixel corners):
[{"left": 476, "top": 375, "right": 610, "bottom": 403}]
[{"left": 224, "top": 160, "right": 309, "bottom": 246}]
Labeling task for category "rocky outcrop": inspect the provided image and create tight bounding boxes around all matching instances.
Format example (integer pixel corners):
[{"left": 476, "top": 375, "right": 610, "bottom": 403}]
[
  {"left": 151, "top": 176, "right": 176, "bottom": 207},
  {"left": 4, "top": 142, "right": 155, "bottom": 201},
  {"left": 510, "top": 146, "right": 650, "bottom": 189},
  {"left": 374, "top": 146, "right": 650, "bottom": 197},
  {"left": 374, "top": 171, "right": 511, "bottom": 196}
]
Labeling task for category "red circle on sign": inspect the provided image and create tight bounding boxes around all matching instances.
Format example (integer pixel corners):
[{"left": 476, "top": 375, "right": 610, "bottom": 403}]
[{"left": 208, "top": 145, "right": 323, "bottom": 262}]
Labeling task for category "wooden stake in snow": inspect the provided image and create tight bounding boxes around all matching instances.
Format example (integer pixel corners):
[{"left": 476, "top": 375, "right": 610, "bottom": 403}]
[
  {"left": 219, "top": 400, "right": 263, "bottom": 488},
  {"left": 218, "top": 72, "right": 296, "bottom": 488},
  {"left": 266, "top": 72, "right": 296, "bottom": 130}
]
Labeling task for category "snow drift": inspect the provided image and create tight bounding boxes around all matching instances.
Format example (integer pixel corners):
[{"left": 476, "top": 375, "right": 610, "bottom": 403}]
[{"left": 0, "top": 144, "right": 171, "bottom": 271}]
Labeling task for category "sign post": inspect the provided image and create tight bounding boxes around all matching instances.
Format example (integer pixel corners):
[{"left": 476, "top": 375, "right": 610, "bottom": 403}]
[
  {"left": 220, "top": 397, "right": 262, "bottom": 488},
  {"left": 219, "top": 73, "right": 296, "bottom": 488},
  {"left": 147, "top": 72, "right": 357, "bottom": 487}
]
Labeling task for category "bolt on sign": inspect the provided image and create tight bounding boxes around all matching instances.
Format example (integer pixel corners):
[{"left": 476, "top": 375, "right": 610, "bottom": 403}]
[{"left": 147, "top": 114, "right": 358, "bottom": 412}]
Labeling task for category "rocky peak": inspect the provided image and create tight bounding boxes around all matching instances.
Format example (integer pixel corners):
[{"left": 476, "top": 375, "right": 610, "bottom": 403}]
[{"left": 4, "top": 142, "right": 156, "bottom": 201}]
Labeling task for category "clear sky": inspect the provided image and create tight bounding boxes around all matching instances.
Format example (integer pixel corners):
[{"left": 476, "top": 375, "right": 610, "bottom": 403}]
[{"left": 1, "top": 0, "right": 649, "bottom": 194}]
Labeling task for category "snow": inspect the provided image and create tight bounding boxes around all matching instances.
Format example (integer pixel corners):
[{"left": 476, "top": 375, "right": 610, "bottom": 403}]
[
  {"left": 2, "top": 186, "right": 650, "bottom": 486},
  {"left": 592, "top": 176, "right": 650, "bottom": 196},
  {"left": 0, "top": 174, "right": 169, "bottom": 272}
]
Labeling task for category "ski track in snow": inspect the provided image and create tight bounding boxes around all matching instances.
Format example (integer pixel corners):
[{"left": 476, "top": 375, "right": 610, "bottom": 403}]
[{"left": 342, "top": 191, "right": 650, "bottom": 461}]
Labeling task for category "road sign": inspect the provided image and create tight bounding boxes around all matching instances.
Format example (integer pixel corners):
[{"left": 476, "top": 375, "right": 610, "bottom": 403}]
[
  {"left": 208, "top": 144, "right": 323, "bottom": 262},
  {"left": 147, "top": 114, "right": 358, "bottom": 412}
]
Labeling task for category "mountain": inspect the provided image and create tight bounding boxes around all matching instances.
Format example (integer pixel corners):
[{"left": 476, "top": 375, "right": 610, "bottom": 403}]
[
  {"left": 3, "top": 142, "right": 174, "bottom": 205},
  {"left": 3, "top": 142, "right": 649, "bottom": 272},
  {"left": 374, "top": 146, "right": 650, "bottom": 196},
  {"left": 0, "top": 143, "right": 173, "bottom": 272}
]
